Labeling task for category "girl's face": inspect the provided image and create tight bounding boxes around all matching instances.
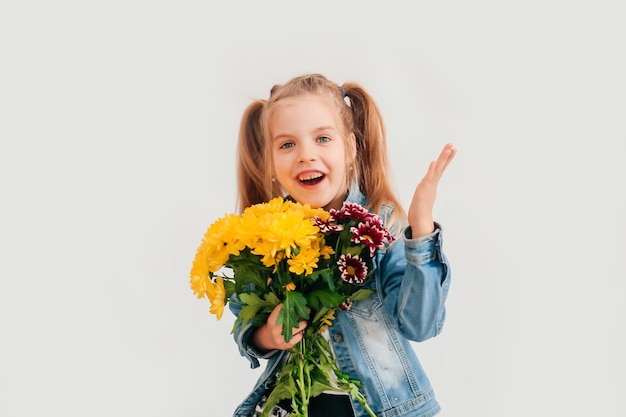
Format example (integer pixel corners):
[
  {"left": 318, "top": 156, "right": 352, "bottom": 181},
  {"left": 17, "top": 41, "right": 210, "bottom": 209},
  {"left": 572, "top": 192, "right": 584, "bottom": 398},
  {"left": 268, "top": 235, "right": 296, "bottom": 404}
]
[{"left": 269, "top": 93, "right": 353, "bottom": 211}]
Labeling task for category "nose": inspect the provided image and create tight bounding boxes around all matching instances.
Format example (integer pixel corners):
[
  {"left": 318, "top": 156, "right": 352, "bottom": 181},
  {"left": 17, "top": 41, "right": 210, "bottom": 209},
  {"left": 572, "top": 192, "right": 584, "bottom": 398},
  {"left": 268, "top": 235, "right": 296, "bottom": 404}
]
[{"left": 297, "top": 142, "right": 317, "bottom": 162}]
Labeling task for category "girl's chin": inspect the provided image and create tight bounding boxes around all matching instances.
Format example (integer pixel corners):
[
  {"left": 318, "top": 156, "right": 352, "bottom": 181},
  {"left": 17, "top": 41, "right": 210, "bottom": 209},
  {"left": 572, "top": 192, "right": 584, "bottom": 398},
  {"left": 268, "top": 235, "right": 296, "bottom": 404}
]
[
  {"left": 288, "top": 186, "right": 346, "bottom": 210},
  {"left": 291, "top": 196, "right": 328, "bottom": 209}
]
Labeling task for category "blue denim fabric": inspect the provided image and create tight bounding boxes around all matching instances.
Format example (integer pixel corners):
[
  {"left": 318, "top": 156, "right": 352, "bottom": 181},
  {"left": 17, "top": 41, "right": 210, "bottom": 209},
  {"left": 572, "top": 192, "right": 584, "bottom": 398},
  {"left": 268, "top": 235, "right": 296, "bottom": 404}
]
[{"left": 229, "top": 186, "right": 451, "bottom": 417}]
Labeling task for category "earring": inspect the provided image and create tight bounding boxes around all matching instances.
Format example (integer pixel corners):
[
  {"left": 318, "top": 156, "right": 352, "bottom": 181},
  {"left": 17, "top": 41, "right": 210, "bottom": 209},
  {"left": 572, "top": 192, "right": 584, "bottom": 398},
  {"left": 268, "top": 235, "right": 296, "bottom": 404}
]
[{"left": 272, "top": 177, "right": 276, "bottom": 182}]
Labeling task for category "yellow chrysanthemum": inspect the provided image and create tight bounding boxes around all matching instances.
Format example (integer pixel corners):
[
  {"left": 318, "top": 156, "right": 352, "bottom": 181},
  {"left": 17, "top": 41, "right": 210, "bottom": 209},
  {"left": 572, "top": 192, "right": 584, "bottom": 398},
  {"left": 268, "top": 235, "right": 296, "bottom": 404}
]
[
  {"left": 319, "top": 243, "right": 335, "bottom": 260},
  {"left": 246, "top": 197, "right": 285, "bottom": 215},
  {"left": 321, "top": 309, "right": 336, "bottom": 326},
  {"left": 300, "top": 203, "right": 330, "bottom": 222},
  {"left": 284, "top": 282, "right": 296, "bottom": 291},
  {"left": 318, "top": 309, "right": 337, "bottom": 334},
  {"left": 193, "top": 213, "right": 246, "bottom": 275},
  {"left": 189, "top": 272, "right": 209, "bottom": 299},
  {"left": 220, "top": 214, "right": 247, "bottom": 256},
  {"left": 288, "top": 245, "right": 320, "bottom": 276},
  {"left": 238, "top": 198, "right": 284, "bottom": 258},
  {"left": 206, "top": 276, "right": 226, "bottom": 319},
  {"left": 248, "top": 208, "right": 321, "bottom": 266}
]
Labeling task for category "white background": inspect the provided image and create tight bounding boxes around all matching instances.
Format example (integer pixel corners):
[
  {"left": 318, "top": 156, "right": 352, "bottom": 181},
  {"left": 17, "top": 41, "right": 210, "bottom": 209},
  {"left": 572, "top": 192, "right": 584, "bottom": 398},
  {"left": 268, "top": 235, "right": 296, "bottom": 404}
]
[{"left": 1, "top": 1, "right": 625, "bottom": 416}]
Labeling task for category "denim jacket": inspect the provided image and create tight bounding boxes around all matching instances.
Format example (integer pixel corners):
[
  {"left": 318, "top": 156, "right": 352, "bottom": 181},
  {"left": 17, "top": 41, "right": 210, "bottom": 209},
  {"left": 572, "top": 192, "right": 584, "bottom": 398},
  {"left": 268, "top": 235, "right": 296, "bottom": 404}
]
[{"left": 229, "top": 186, "right": 451, "bottom": 417}]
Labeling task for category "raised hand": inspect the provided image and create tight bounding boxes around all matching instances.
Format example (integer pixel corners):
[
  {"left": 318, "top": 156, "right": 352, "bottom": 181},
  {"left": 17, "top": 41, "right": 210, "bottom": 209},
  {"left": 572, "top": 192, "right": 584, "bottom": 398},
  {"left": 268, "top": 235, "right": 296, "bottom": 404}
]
[
  {"left": 252, "top": 303, "right": 308, "bottom": 351},
  {"left": 407, "top": 143, "right": 457, "bottom": 238}
]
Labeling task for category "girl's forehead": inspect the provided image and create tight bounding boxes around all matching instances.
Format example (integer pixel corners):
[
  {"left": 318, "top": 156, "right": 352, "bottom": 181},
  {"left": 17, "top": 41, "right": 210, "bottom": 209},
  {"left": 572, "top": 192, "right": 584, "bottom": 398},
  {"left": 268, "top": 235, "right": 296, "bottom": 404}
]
[
  {"left": 270, "top": 94, "right": 339, "bottom": 122},
  {"left": 267, "top": 93, "right": 348, "bottom": 140}
]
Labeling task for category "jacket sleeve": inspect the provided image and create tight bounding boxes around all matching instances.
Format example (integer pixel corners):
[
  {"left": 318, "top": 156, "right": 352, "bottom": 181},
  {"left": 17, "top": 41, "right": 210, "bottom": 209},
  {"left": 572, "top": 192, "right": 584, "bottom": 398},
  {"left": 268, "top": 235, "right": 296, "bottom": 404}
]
[
  {"left": 378, "top": 222, "right": 450, "bottom": 342},
  {"left": 229, "top": 296, "right": 281, "bottom": 369}
]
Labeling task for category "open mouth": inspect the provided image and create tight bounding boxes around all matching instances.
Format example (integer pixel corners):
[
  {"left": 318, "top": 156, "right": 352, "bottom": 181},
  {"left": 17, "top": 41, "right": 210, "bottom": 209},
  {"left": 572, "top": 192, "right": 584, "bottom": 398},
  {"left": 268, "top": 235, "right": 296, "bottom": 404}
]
[{"left": 298, "top": 173, "right": 324, "bottom": 185}]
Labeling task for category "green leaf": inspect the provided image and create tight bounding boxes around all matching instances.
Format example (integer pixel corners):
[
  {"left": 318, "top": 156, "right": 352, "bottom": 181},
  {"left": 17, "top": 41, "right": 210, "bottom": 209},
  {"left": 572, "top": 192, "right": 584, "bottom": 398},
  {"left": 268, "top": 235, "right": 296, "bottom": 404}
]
[
  {"left": 306, "top": 267, "right": 332, "bottom": 282},
  {"left": 261, "top": 379, "right": 295, "bottom": 417},
  {"left": 349, "top": 288, "right": 375, "bottom": 301},
  {"left": 319, "top": 269, "right": 338, "bottom": 292},
  {"left": 307, "top": 289, "right": 345, "bottom": 312},
  {"left": 222, "top": 278, "right": 236, "bottom": 300},
  {"left": 342, "top": 245, "right": 363, "bottom": 257},
  {"left": 233, "top": 292, "right": 280, "bottom": 332},
  {"left": 263, "top": 292, "right": 281, "bottom": 306},
  {"left": 349, "top": 382, "right": 362, "bottom": 399},
  {"left": 232, "top": 264, "right": 269, "bottom": 294},
  {"left": 310, "top": 306, "right": 330, "bottom": 326},
  {"left": 276, "top": 291, "right": 308, "bottom": 342},
  {"left": 235, "top": 303, "right": 265, "bottom": 330},
  {"left": 227, "top": 249, "right": 272, "bottom": 294},
  {"left": 310, "top": 379, "right": 343, "bottom": 398}
]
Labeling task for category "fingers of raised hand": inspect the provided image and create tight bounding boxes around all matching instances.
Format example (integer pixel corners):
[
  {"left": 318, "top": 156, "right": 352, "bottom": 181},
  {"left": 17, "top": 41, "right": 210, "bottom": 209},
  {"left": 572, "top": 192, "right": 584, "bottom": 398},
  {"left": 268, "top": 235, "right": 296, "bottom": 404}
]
[
  {"left": 429, "top": 143, "right": 457, "bottom": 182},
  {"left": 438, "top": 143, "right": 457, "bottom": 173}
]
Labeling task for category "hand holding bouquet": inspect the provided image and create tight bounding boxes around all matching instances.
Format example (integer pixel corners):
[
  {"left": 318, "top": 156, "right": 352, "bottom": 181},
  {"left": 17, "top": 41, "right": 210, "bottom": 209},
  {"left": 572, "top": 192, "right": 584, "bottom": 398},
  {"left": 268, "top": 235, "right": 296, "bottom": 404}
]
[{"left": 190, "top": 197, "right": 395, "bottom": 417}]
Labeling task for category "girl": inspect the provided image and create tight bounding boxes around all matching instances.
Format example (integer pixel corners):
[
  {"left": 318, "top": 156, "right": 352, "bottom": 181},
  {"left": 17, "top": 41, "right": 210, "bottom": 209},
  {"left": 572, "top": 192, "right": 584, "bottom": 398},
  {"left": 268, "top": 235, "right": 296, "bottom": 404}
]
[{"left": 229, "top": 73, "right": 456, "bottom": 417}]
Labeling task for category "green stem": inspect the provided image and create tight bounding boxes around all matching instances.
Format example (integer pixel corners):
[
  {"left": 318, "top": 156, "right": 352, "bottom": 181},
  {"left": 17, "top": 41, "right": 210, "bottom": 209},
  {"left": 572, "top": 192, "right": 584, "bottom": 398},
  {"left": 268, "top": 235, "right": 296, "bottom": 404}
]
[
  {"left": 297, "top": 337, "right": 309, "bottom": 417},
  {"left": 356, "top": 392, "right": 377, "bottom": 417},
  {"left": 291, "top": 329, "right": 377, "bottom": 417}
]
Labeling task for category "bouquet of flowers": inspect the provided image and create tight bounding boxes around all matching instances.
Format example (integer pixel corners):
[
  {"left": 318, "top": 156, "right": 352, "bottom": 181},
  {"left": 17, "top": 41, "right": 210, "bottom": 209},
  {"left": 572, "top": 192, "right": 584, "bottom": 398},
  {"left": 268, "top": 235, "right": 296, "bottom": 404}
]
[{"left": 189, "top": 197, "right": 395, "bottom": 417}]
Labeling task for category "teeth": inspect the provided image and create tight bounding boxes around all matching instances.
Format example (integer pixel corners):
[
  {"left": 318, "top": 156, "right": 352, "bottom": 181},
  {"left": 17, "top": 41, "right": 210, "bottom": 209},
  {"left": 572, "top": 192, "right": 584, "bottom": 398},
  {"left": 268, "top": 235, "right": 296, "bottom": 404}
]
[{"left": 298, "top": 173, "right": 323, "bottom": 181}]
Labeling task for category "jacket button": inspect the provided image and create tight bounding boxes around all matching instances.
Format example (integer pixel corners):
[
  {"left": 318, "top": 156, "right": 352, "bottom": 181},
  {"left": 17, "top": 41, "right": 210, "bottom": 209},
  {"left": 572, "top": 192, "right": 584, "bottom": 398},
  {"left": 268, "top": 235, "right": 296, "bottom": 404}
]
[{"left": 333, "top": 333, "right": 344, "bottom": 342}]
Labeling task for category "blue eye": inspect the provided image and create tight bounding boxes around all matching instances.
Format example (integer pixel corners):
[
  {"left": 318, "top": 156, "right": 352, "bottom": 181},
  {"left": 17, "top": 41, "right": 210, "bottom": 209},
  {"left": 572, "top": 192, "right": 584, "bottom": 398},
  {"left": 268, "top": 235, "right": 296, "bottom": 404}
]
[
  {"left": 279, "top": 142, "right": 295, "bottom": 149},
  {"left": 317, "top": 136, "right": 330, "bottom": 143}
]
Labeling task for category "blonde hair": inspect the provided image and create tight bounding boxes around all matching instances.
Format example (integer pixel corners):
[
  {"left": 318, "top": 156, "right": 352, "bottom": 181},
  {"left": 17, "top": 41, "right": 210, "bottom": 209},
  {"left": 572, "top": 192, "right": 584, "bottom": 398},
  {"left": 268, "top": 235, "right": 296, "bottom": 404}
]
[{"left": 236, "top": 73, "right": 406, "bottom": 226}]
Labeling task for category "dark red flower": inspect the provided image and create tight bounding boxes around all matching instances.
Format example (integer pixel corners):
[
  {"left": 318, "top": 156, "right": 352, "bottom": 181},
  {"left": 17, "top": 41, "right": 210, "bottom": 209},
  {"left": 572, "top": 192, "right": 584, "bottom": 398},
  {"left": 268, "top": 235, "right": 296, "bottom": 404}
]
[
  {"left": 350, "top": 221, "right": 388, "bottom": 256},
  {"left": 337, "top": 254, "right": 368, "bottom": 284},
  {"left": 332, "top": 202, "right": 375, "bottom": 223},
  {"left": 339, "top": 298, "right": 352, "bottom": 311},
  {"left": 313, "top": 216, "right": 343, "bottom": 233}
]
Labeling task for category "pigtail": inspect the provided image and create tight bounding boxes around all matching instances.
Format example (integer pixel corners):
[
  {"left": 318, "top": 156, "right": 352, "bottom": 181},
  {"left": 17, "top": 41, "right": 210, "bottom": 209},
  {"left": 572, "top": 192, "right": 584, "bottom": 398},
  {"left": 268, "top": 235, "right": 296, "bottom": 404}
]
[
  {"left": 342, "top": 83, "right": 406, "bottom": 227},
  {"left": 236, "top": 100, "right": 271, "bottom": 212},
  {"left": 342, "top": 83, "right": 386, "bottom": 199}
]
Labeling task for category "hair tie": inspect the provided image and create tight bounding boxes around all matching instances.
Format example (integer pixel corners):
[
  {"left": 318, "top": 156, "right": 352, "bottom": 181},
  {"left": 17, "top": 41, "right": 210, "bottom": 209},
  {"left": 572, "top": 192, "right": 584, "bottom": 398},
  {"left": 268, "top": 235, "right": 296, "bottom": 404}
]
[{"left": 339, "top": 86, "right": 347, "bottom": 98}]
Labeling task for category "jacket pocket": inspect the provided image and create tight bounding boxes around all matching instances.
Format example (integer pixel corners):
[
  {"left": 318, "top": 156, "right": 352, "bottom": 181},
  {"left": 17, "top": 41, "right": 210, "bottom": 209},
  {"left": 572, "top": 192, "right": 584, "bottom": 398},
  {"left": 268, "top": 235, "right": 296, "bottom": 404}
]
[{"left": 349, "top": 294, "right": 382, "bottom": 320}]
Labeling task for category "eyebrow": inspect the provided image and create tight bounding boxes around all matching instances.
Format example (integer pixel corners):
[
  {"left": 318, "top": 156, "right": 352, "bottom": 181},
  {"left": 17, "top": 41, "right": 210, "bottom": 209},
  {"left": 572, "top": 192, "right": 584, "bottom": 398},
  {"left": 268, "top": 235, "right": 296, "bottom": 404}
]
[
  {"left": 313, "top": 126, "right": 337, "bottom": 133},
  {"left": 273, "top": 126, "right": 338, "bottom": 141}
]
